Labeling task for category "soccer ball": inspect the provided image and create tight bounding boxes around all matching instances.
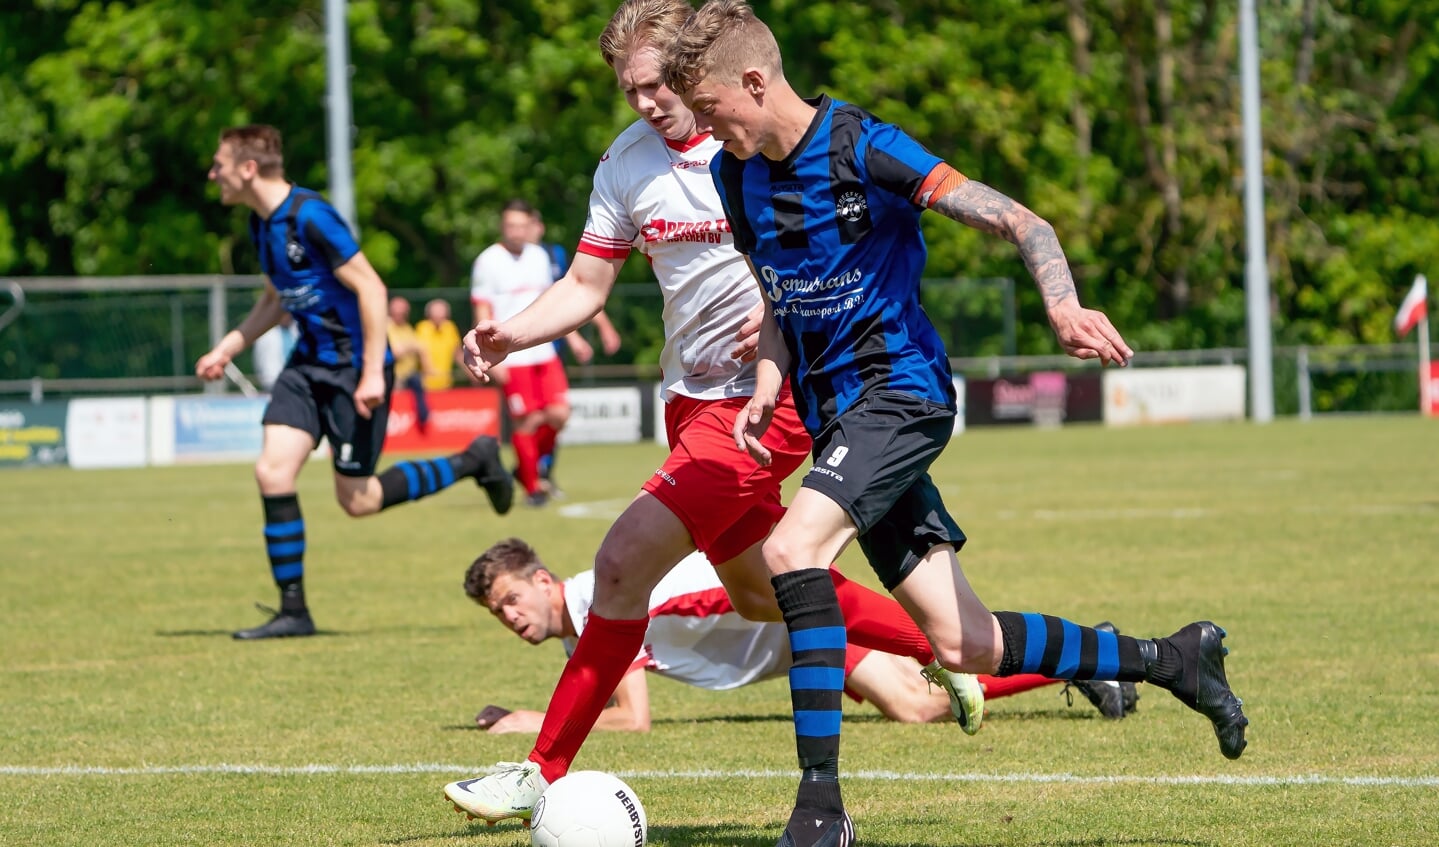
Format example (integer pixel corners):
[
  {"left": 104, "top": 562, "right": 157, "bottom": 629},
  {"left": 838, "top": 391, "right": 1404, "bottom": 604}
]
[{"left": 529, "top": 770, "right": 647, "bottom": 847}]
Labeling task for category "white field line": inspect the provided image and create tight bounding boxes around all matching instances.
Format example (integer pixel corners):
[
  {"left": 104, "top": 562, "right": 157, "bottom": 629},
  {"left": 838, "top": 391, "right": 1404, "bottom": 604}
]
[
  {"left": 1, "top": 764, "right": 1436, "bottom": 788},
  {"left": 556, "top": 498, "right": 633, "bottom": 521}
]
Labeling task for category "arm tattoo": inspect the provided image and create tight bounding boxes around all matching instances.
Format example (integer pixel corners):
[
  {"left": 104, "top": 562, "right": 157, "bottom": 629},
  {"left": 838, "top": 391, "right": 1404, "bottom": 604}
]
[{"left": 930, "top": 180, "right": 1078, "bottom": 310}]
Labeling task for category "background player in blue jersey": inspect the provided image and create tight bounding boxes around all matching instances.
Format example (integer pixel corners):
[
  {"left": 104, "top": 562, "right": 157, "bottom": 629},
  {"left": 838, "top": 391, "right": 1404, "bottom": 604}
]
[
  {"left": 663, "top": 4, "right": 1249, "bottom": 845},
  {"left": 197, "top": 124, "right": 514, "bottom": 640}
]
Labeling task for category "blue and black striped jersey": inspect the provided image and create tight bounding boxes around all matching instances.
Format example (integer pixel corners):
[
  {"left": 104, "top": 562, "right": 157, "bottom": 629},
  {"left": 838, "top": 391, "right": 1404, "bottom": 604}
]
[
  {"left": 711, "top": 96, "right": 956, "bottom": 434},
  {"left": 248, "top": 187, "right": 390, "bottom": 370}
]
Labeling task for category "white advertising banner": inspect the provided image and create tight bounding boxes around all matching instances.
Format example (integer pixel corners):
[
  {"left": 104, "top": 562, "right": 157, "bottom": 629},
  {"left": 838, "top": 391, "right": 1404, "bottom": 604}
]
[
  {"left": 560, "top": 386, "right": 643, "bottom": 445},
  {"left": 952, "top": 376, "right": 966, "bottom": 435},
  {"left": 66, "top": 397, "right": 148, "bottom": 469},
  {"left": 1103, "top": 365, "right": 1247, "bottom": 426}
]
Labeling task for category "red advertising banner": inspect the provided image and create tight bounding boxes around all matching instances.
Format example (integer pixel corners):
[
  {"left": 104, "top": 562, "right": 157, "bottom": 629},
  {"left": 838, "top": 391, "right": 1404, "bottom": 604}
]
[{"left": 384, "top": 387, "right": 502, "bottom": 453}]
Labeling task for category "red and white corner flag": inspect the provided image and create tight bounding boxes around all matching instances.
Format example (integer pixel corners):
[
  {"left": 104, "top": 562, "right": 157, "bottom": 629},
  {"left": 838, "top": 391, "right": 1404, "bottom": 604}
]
[{"left": 1394, "top": 274, "right": 1427, "bottom": 338}]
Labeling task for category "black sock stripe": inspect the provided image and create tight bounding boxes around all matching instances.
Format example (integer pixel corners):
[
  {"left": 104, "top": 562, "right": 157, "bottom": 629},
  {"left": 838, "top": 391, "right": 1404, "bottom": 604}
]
[
  {"left": 1040, "top": 615, "right": 1065, "bottom": 671},
  {"left": 261, "top": 494, "right": 302, "bottom": 523},
  {"left": 791, "top": 690, "right": 844, "bottom": 712},
  {"left": 791, "top": 647, "right": 848, "bottom": 666},
  {"left": 1075, "top": 626, "right": 1099, "bottom": 679}
]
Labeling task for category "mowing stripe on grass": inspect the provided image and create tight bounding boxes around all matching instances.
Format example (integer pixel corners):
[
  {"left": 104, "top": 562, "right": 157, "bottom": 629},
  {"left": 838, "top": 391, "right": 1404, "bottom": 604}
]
[{"left": 2, "top": 764, "right": 1435, "bottom": 788}]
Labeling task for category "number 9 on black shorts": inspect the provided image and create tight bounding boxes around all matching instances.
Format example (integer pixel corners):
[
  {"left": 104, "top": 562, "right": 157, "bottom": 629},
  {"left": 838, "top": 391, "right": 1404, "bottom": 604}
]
[{"left": 802, "top": 390, "right": 966, "bottom": 590}]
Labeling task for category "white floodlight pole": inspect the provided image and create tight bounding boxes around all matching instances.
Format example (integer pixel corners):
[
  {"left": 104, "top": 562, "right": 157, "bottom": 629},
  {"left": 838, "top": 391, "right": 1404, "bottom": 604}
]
[
  {"left": 325, "top": 0, "right": 357, "bottom": 234},
  {"left": 1240, "top": 0, "right": 1274, "bottom": 422}
]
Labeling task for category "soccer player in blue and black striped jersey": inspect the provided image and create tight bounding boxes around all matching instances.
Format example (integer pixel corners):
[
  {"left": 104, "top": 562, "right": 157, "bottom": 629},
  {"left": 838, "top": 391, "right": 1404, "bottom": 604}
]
[
  {"left": 664, "top": 5, "right": 1249, "bottom": 845},
  {"left": 197, "top": 125, "right": 514, "bottom": 640}
]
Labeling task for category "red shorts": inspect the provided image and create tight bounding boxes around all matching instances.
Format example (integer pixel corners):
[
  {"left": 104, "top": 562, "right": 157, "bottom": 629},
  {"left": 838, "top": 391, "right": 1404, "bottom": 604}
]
[
  {"left": 642, "top": 389, "right": 813, "bottom": 565},
  {"left": 503, "top": 359, "right": 569, "bottom": 417}
]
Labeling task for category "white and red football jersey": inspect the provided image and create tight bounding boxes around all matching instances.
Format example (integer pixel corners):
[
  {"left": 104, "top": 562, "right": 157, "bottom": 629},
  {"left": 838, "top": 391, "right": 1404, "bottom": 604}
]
[
  {"left": 578, "top": 121, "right": 760, "bottom": 401},
  {"left": 561, "top": 552, "right": 791, "bottom": 691},
  {"left": 470, "top": 242, "right": 561, "bottom": 367}
]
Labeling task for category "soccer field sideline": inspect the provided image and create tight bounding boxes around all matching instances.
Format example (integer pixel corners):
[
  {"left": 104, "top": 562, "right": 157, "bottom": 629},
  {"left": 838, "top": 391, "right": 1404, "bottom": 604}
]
[{"left": 4, "top": 763, "right": 1437, "bottom": 789}]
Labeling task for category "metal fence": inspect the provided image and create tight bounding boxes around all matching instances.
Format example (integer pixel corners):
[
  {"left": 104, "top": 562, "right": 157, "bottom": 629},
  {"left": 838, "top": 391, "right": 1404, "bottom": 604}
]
[{"left": 0, "top": 275, "right": 1430, "bottom": 417}]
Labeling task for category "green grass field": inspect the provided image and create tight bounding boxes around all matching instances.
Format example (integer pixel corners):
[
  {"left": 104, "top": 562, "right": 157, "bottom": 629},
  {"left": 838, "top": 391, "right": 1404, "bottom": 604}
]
[{"left": 3, "top": 417, "right": 1438, "bottom": 846}]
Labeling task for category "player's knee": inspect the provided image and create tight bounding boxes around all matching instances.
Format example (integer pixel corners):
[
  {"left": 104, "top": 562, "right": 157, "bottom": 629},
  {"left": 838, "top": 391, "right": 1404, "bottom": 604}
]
[
  {"left": 592, "top": 548, "right": 656, "bottom": 604},
  {"left": 254, "top": 458, "right": 292, "bottom": 491},
  {"left": 336, "top": 495, "right": 369, "bottom": 517},
  {"left": 760, "top": 532, "right": 812, "bottom": 574},
  {"left": 333, "top": 477, "right": 378, "bottom": 517}
]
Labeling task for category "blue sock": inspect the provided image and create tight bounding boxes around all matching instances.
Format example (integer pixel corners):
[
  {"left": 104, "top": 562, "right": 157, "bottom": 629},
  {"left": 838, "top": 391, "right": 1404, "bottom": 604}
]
[
  {"left": 993, "top": 611, "right": 1148, "bottom": 681},
  {"left": 262, "top": 494, "right": 305, "bottom": 612},
  {"left": 376, "top": 456, "right": 461, "bottom": 510},
  {"left": 772, "top": 569, "right": 846, "bottom": 787}
]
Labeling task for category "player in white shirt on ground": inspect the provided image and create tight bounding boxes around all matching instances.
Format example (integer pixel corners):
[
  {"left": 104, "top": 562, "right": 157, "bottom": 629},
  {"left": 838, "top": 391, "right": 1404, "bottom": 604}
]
[
  {"left": 464, "top": 539, "right": 972, "bottom": 732},
  {"left": 464, "top": 538, "right": 1132, "bottom": 734}
]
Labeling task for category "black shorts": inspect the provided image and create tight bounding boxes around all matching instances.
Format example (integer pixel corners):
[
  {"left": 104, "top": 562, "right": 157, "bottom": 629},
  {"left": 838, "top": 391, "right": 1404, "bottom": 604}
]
[
  {"left": 800, "top": 390, "right": 967, "bottom": 591},
  {"left": 262, "top": 361, "right": 394, "bottom": 477}
]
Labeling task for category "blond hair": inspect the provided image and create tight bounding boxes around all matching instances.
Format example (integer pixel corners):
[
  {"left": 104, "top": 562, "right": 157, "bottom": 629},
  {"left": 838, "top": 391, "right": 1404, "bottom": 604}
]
[
  {"left": 599, "top": 0, "right": 695, "bottom": 68},
  {"left": 660, "top": 0, "right": 781, "bottom": 96},
  {"left": 218, "top": 124, "right": 285, "bottom": 178}
]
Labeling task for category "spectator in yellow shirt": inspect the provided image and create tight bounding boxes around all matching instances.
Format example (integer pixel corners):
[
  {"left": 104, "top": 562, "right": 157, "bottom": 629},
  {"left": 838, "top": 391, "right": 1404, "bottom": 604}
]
[
  {"left": 387, "top": 296, "right": 431, "bottom": 433},
  {"left": 417, "top": 298, "right": 463, "bottom": 392}
]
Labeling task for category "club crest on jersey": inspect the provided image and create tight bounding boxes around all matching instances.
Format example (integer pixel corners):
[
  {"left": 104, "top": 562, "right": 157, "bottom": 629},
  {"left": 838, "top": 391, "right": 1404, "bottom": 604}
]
[
  {"left": 286, "top": 237, "right": 309, "bottom": 268},
  {"left": 836, "top": 191, "right": 867, "bottom": 222}
]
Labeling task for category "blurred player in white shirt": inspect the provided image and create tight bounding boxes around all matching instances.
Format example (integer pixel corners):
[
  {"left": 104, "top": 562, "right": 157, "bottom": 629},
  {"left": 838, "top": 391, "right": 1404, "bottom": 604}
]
[{"left": 471, "top": 199, "right": 597, "bottom": 507}]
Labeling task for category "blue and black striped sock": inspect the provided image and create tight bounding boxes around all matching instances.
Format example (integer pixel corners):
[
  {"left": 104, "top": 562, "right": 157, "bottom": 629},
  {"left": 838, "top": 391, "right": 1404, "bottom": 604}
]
[
  {"left": 376, "top": 455, "right": 463, "bottom": 510},
  {"left": 261, "top": 494, "right": 305, "bottom": 612},
  {"left": 994, "top": 611, "right": 1149, "bottom": 681},
  {"left": 772, "top": 568, "right": 847, "bottom": 791}
]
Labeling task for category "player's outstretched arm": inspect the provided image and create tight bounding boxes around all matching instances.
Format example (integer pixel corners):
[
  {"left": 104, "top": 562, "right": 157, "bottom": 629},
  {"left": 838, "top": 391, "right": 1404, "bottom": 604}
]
[
  {"left": 590, "top": 667, "right": 651, "bottom": 732},
  {"left": 923, "top": 166, "right": 1133, "bottom": 366},
  {"left": 195, "top": 280, "right": 285, "bottom": 380}
]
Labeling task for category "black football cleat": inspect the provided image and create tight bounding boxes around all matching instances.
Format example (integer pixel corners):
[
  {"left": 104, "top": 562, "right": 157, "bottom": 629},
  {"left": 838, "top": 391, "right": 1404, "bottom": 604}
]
[
  {"left": 1166, "top": 621, "right": 1249, "bottom": 760},
  {"left": 232, "top": 604, "right": 316, "bottom": 640},
  {"left": 466, "top": 436, "right": 514, "bottom": 515},
  {"left": 776, "top": 813, "right": 854, "bottom": 847}
]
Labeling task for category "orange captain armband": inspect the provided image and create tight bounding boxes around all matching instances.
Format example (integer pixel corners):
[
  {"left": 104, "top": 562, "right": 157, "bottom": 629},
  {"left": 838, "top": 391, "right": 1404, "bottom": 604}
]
[{"left": 913, "top": 163, "right": 968, "bottom": 208}]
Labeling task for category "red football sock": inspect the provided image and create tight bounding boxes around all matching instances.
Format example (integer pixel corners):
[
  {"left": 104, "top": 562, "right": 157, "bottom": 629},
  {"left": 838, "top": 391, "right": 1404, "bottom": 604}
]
[
  {"left": 536, "top": 424, "right": 557, "bottom": 463},
  {"left": 978, "top": 673, "right": 1059, "bottom": 699},
  {"left": 830, "top": 568, "right": 935, "bottom": 665},
  {"left": 529, "top": 613, "right": 649, "bottom": 784},
  {"left": 511, "top": 430, "right": 541, "bottom": 495}
]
